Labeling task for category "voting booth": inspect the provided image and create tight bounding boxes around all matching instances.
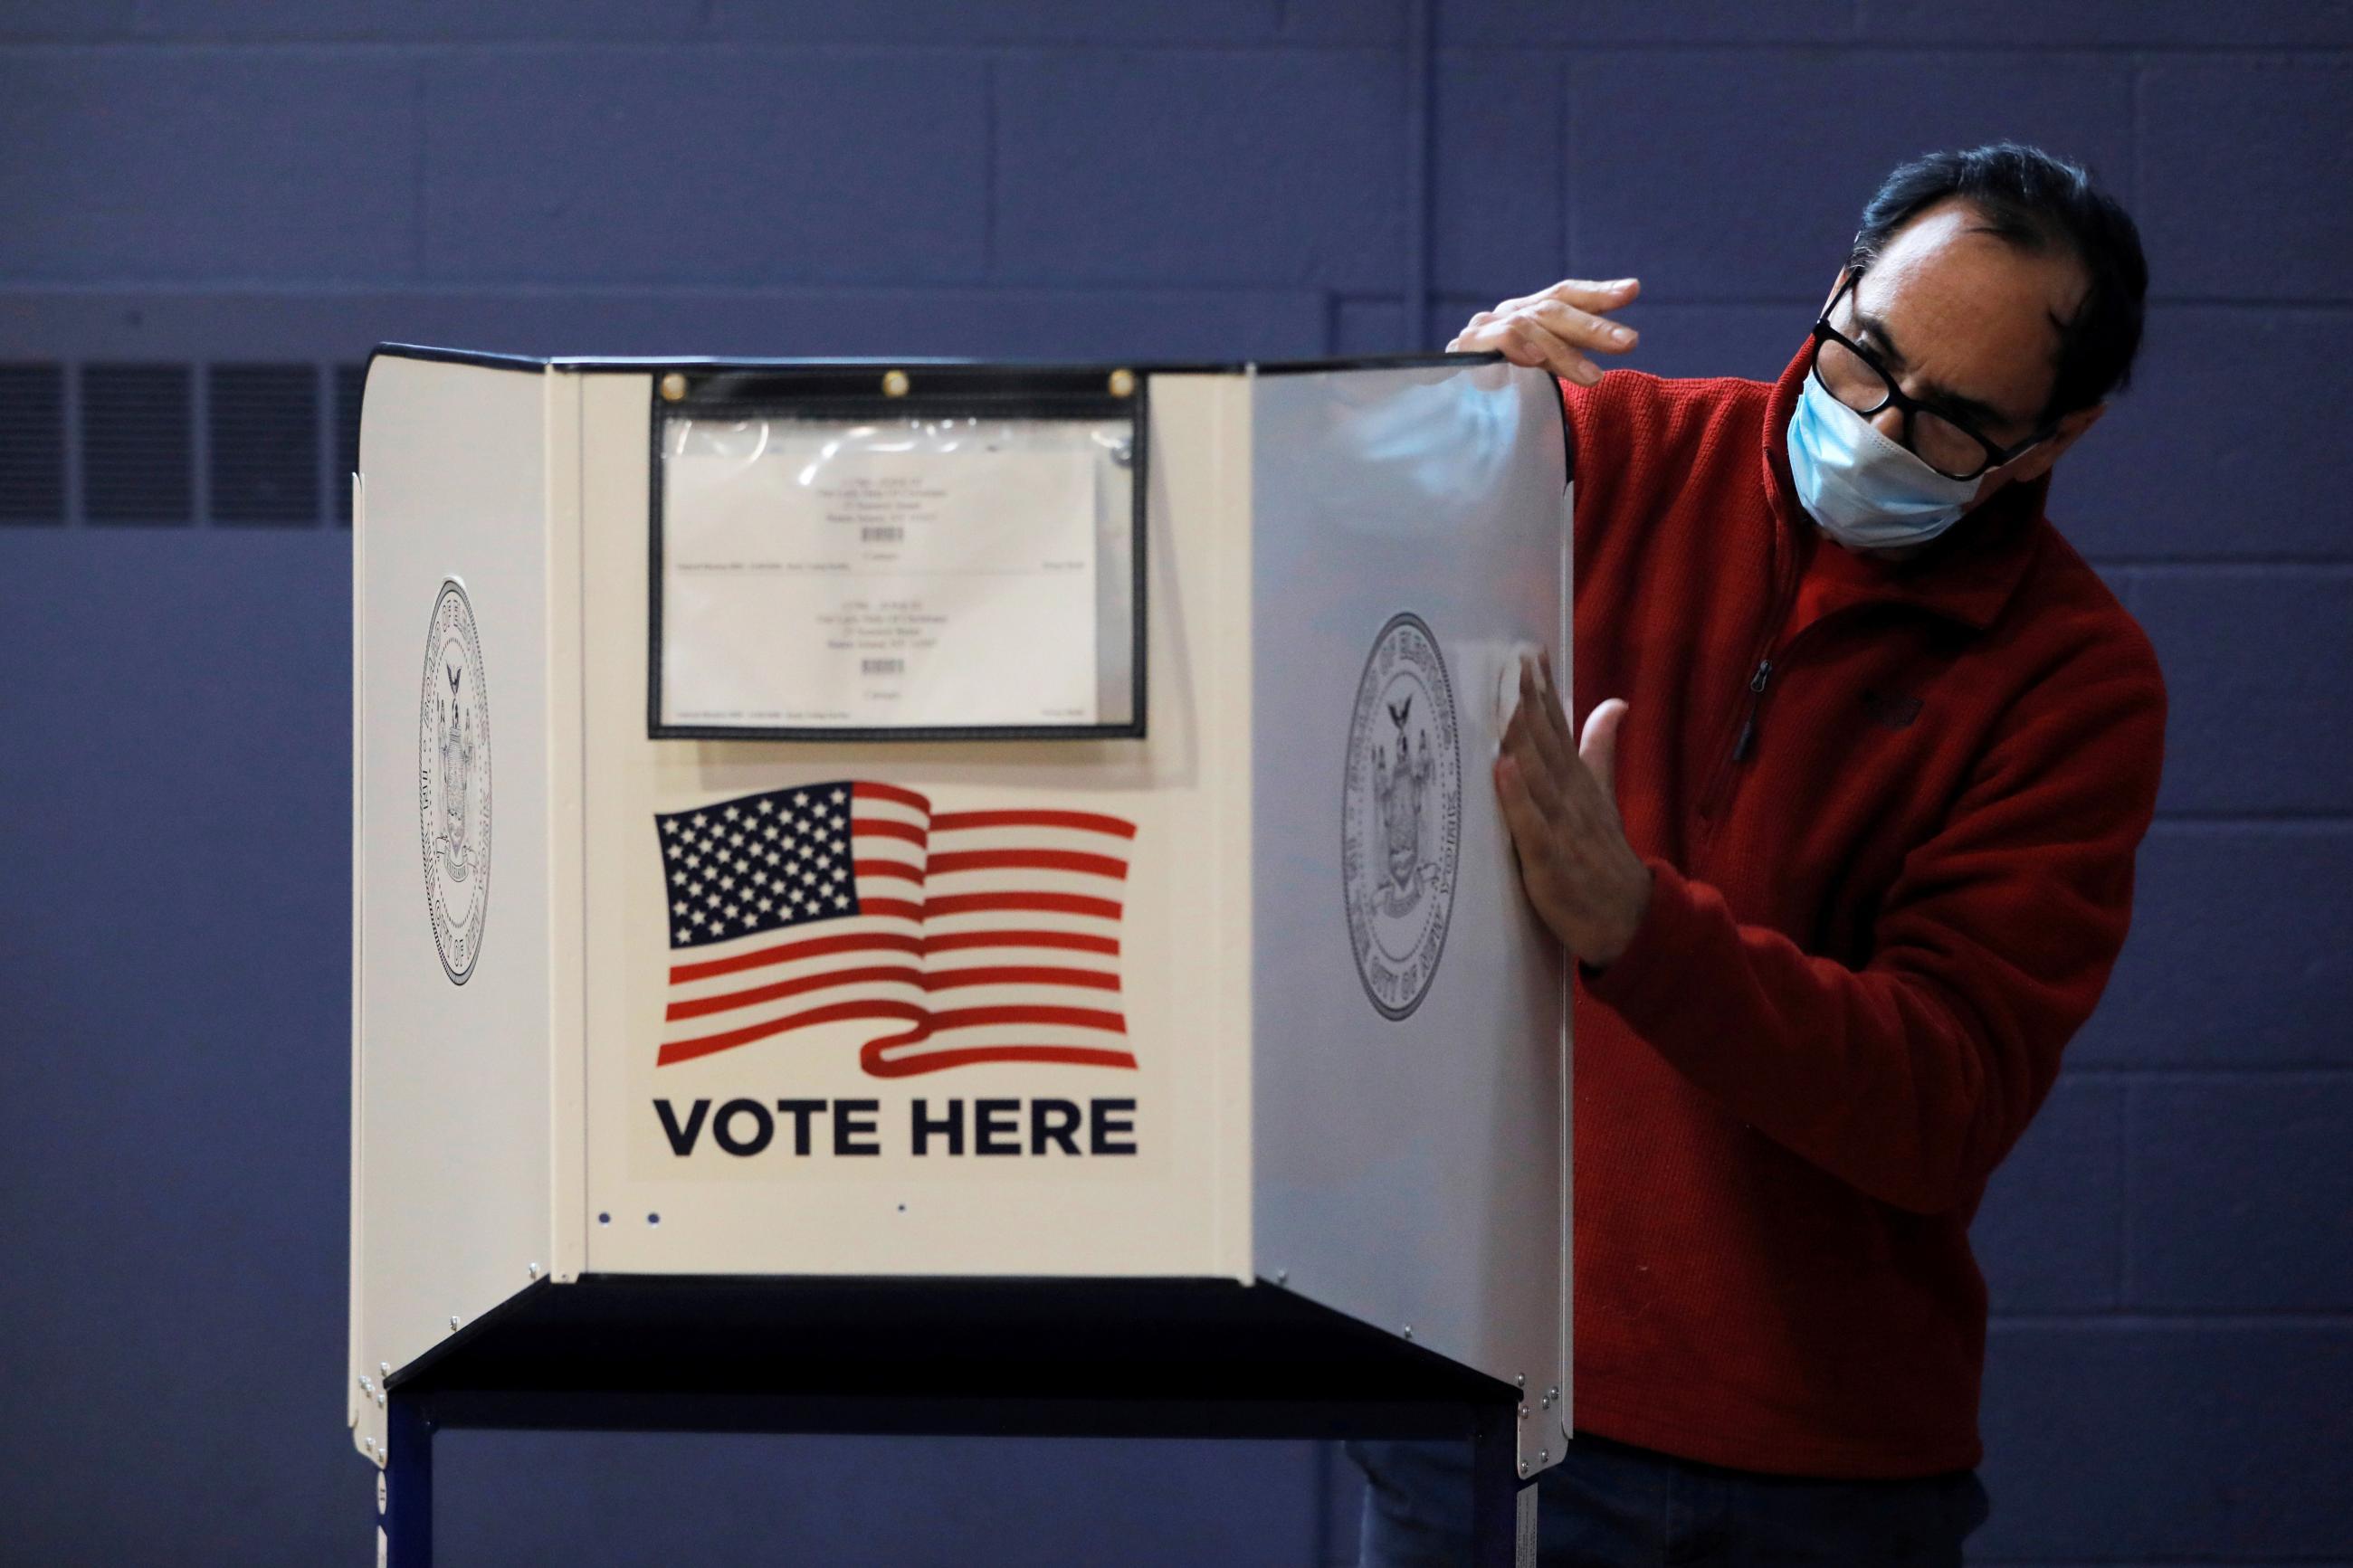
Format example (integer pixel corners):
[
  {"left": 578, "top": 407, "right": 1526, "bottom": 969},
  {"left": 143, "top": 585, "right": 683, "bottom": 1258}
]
[{"left": 349, "top": 347, "right": 1572, "bottom": 1563}]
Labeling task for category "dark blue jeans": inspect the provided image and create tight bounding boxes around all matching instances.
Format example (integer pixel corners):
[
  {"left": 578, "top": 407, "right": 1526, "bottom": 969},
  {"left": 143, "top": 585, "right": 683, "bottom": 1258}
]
[{"left": 1349, "top": 1435, "right": 1990, "bottom": 1567}]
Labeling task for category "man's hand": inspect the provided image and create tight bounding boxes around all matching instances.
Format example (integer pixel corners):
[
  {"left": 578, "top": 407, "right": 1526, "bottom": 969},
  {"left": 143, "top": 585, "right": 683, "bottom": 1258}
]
[
  {"left": 1447, "top": 277, "right": 1643, "bottom": 386},
  {"left": 1494, "top": 651, "right": 1653, "bottom": 967}
]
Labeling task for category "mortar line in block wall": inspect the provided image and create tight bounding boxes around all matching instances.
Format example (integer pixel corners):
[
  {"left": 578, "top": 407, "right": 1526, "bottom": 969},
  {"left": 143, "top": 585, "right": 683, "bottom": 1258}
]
[
  {"left": 2062, "top": 1067, "right": 2353, "bottom": 1082},
  {"left": 1401, "top": 0, "right": 1434, "bottom": 350},
  {"left": 14, "top": 282, "right": 2338, "bottom": 306},
  {"left": 10, "top": 37, "right": 2351, "bottom": 55},
  {"left": 2117, "top": 1076, "right": 2135, "bottom": 1306},
  {"left": 1988, "top": 1310, "right": 2353, "bottom": 1329},
  {"left": 411, "top": 54, "right": 431, "bottom": 281},
  {"left": 2126, "top": 55, "right": 2147, "bottom": 217},
  {"left": 2082, "top": 558, "right": 2353, "bottom": 574},
  {"left": 13, "top": 283, "right": 2340, "bottom": 309},
  {"left": 1559, "top": 52, "right": 1575, "bottom": 280},
  {"left": 981, "top": 52, "right": 997, "bottom": 279},
  {"left": 2148, "top": 812, "right": 2353, "bottom": 828}
]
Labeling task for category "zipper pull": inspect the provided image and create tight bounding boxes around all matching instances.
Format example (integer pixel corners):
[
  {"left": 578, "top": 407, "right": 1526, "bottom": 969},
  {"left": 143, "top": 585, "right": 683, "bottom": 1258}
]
[{"left": 1731, "top": 659, "right": 1773, "bottom": 762}]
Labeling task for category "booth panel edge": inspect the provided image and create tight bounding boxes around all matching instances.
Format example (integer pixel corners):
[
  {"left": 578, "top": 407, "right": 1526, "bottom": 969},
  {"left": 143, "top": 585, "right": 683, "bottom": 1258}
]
[
  {"left": 1243, "top": 360, "right": 1574, "bottom": 1476},
  {"left": 546, "top": 369, "right": 590, "bottom": 1288},
  {"left": 348, "top": 464, "right": 369, "bottom": 1457},
  {"left": 353, "top": 353, "right": 564, "bottom": 1438}
]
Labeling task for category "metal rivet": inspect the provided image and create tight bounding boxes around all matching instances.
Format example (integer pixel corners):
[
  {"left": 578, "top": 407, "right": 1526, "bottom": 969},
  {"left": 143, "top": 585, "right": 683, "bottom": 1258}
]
[
  {"left": 881, "top": 369, "right": 910, "bottom": 397},
  {"left": 376, "top": 1390, "right": 386, "bottom": 1409},
  {"left": 359, "top": 1375, "right": 373, "bottom": 1393},
  {"left": 448, "top": 1316, "right": 460, "bottom": 1331},
  {"left": 1518, "top": 1404, "right": 1529, "bottom": 1421},
  {"left": 1548, "top": 1386, "right": 1559, "bottom": 1402},
  {"left": 1515, "top": 1373, "right": 1526, "bottom": 1388},
  {"left": 1401, "top": 1325, "right": 1414, "bottom": 1340},
  {"left": 1108, "top": 367, "right": 1136, "bottom": 398},
  {"left": 1273, "top": 1270, "right": 1288, "bottom": 1286},
  {"left": 527, "top": 1262, "right": 539, "bottom": 1279},
  {"left": 1539, "top": 1449, "right": 1549, "bottom": 1464},
  {"left": 379, "top": 1362, "right": 390, "bottom": 1377},
  {"left": 659, "top": 372, "right": 688, "bottom": 403},
  {"left": 1518, "top": 1459, "right": 1529, "bottom": 1477}
]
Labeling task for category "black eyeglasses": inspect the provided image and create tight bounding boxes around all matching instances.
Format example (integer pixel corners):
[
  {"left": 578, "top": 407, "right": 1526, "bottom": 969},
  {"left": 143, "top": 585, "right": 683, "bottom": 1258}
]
[{"left": 1808, "top": 273, "right": 2054, "bottom": 482}]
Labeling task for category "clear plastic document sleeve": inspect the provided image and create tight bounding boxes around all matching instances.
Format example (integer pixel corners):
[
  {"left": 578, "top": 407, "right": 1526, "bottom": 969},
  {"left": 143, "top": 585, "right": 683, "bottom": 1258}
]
[{"left": 654, "top": 410, "right": 1139, "bottom": 737}]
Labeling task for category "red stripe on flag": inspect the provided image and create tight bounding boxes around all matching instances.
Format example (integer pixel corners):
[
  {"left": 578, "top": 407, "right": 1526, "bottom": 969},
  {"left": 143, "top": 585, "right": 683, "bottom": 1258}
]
[
  {"left": 852, "top": 781, "right": 929, "bottom": 811},
  {"left": 665, "top": 963, "right": 923, "bottom": 1022},
  {"left": 853, "top": 1006, "right": 1137, "bottom": 1078},
  {"left": 920, "top": 965, "right": 1119, "bottom": 993},
  {"left": 658, "top": 997, "right": 927, "bottom": 1068},
  {"left": 929, "top": 1003, "right": 1126, "bottom": 1035},
  {"left": 927, "top": 848, "right": 1129, "bottom": 880},
  {"left": 929, "top": 809, "right": 1138, "bottom": 839},
  {"left": 854, "top": 859, "right": 923, "bottom": 882},
  {"left": 670, "top": 929, "right": 921, "bottom": 985},
  {"left": 922, "top": 929, "right": 1119, "bottom": 957},
  {"left": 852, "top": 818, "right": 927, "bottom": 845},
  {"left": 921, "top": 891, "right": 1122, "bottom": 921},
  {"left": 864, "top": 1043, "right": 1139, "bottom": 1077}
]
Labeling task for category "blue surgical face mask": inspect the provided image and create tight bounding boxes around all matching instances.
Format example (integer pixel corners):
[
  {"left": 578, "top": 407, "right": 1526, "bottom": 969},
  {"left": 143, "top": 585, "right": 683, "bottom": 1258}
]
[{"left": 1786, "top": 369, "right": 1983, "bottom": 551}]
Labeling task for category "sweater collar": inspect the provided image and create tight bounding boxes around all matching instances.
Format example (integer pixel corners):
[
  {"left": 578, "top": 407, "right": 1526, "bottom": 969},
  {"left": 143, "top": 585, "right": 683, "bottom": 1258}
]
[{"left": 1758, "top": 338, "right": 2045, "bottom": 633}]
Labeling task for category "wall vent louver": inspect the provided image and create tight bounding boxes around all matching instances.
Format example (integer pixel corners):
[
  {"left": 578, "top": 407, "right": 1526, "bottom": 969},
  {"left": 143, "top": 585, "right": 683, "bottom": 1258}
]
[
  {"left": 1, "top": 360, "right": 364, "bottom": 528},
  {"left": 81, "top": 364, "right": 193, "bottom": 526},
  {"left": 0, "top": 364, "right": 66, "bottom": 525},
  {"left": 209, "top": 364, "right": 320, "bottom": 526}
]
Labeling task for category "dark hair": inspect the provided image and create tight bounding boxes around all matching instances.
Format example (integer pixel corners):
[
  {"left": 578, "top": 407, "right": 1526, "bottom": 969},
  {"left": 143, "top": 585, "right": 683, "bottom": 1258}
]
[{"left": 1849, "top": 143, "right": 2148, "bottom": 421}]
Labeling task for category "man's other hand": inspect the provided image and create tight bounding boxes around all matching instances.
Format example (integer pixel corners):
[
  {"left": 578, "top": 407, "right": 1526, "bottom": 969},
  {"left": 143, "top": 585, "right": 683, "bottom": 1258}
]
[
  {"left": 1494, "top": 651, "right": 1653, "bottom": 967},
  {"left": 1446, "top": 278, "right": 1643, "bottom": 386}
]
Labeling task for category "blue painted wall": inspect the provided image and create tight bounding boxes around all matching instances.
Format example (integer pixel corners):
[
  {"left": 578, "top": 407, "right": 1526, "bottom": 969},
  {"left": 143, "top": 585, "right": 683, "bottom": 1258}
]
[{"left": 1, "top": 4, "right": 2346, "bottom": 1563}]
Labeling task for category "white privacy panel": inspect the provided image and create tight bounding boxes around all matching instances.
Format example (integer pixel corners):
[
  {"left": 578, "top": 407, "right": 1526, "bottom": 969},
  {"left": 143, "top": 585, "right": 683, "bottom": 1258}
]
[
  {"left": 1248, "top": 360, "right": 1574, "bottom": 1459},
  {"left": 351, "top": 353, "right": 580, "bottom": 1461}
]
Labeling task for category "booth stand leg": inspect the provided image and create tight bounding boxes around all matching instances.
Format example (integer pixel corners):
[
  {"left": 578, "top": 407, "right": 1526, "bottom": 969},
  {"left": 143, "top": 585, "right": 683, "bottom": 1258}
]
[
  {"left": 382, "top": 1392, "right": 435, "bottom": 1568},
  {"left": 1469, "top": 1405, "right": 1539, "bottom": 1567}
]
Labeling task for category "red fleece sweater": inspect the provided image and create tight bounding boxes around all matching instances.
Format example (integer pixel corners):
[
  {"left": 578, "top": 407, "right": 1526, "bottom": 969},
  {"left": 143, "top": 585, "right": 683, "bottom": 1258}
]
[{"left": 1563, "top": 345, "right": 2166, "bottom": 1478}]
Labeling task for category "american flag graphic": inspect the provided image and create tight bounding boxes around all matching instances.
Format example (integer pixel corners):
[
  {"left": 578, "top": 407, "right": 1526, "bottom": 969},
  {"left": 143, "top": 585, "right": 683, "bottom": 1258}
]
[{"left": 653, "top": 781, "right": 1138, "bottom": 1078}]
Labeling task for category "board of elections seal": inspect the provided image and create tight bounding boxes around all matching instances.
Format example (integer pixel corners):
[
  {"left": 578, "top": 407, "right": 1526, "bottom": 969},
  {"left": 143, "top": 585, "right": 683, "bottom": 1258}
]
[
  {"left": 419, "top": 579, "right": 491, "bottom": 985},
  {"left": 1342, "top": 612, "right": 1462, "bottom": 1022}
]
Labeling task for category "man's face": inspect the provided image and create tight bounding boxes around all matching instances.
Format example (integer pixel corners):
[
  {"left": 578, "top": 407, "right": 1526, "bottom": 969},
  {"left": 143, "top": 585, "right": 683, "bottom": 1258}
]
[{"left": 1823, "top": 198, "right": 2102, "bottom": 505}]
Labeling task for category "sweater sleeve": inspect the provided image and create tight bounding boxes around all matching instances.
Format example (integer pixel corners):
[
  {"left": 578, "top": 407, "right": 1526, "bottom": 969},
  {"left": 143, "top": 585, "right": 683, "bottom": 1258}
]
[{"left": 1583, "top": 625, "right": 2168, "bottom": 1216}]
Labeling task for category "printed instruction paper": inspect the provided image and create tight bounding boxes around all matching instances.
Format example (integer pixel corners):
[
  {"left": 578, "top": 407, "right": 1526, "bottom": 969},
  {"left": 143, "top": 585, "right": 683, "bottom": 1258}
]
[{"left": 662, "top": 430, "right": 1101, "bottom": 728}]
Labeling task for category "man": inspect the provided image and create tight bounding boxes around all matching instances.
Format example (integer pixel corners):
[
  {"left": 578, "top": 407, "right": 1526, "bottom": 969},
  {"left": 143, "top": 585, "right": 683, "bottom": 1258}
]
[{"left": 1353, "top": 145, "right": 2166, "bottom": 1564}]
